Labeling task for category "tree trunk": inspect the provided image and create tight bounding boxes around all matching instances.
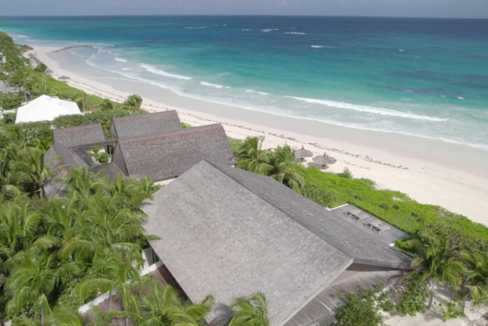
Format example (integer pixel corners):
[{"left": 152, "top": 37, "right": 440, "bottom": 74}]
[
  {"left": 109, "top": 291, "right": 113, "bottom": 311},
  {"left": 427, "top": 282, "right": 435, "bottom": 310},
  {"left": 82, "top": 99, "right": 85, "bottom": 112},
  {"left": 39, "top": 180, "right": 43, "bottom": 199},
  {"left": 3, "top": 81, "right": 8, "bottom": 99},
  {"left": 41, "top": 312, "right": 45, "bottom": 326},
  {"left": 24, "top": 90, "right": 27, "bottom": 103}
]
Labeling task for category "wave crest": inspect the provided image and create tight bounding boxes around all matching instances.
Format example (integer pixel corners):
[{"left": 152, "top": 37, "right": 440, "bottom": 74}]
[
  {"left": 245, "top": 89, "right": 269, "bottom": 96},
  {"left": 200, "top": 81, "right": 231, "bottom": 89},
  {"left": 140, "top": 64, "right": 192, "bottom": 80},
  {"left": 115, "top": 57, "right": 127, "bottom": 62},
  {"left": 289, "top": 96, "right": 447, "bottom": 122}
]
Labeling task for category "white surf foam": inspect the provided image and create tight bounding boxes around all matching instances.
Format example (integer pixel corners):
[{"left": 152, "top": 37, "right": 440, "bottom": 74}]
[
  {"left": 285, "top": 32, "right": 307, "bottom": 35},
  {"left": 242, "top": 29, "right": 251, "bottom": 32},
  {"left": 399, "top": 49, "right": 405, "bottom": 52},
  {"left": 122, "top": 68, "right": 131, "bottom": 71},
  {"left": 246, "top": 89, "right": 269, "bottom": 96},
  {"left": 200, "top": 81, "right": 231, "bottom": 89},
  {"left": 458, "top": 97, "right": 465, "bottom": 100},
  {"left": 140, "top": 64, "right": 192, "bottom": 80},
  {"left": 18, "top": 35, "right": 28, "bottom": 38},
  {"left": 262, "top": 29, "right": 279, "bottom": 32},
  {"left": 115, "top": 57, "right": 127, "bottom": 63},
  {"left": 311, "top": 45, "right": 324, "bottom": 48},
  {"left": 185, "top": 26, "right": 207, "bottom": 29},
  {"left": 289, "top": 96, "right": 447, "bottom": 122}
]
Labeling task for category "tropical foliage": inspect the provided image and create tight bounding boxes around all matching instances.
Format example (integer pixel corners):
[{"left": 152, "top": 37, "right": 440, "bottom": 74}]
[
  {"left": 233, "top": 137, "right": 303, "bottom": 189},
  {"left": 331, "top": 285, "right": 393, "bottom": 326}
]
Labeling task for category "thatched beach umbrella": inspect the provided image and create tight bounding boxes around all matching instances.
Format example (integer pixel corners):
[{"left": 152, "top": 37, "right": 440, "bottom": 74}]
[
  {"left": 58, "top": 76, "right": 70, "bottom": 81},
  {"left": 294, "top": 146, "right": 313, "bottom": 162},
  {"left": 313, "top": 152, "right": 337, "bottom": 169}
]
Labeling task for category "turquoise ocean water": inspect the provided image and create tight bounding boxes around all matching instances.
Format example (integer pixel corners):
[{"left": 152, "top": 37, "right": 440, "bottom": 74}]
[{"left": 1, "top": 16, "right": 487, "bottom": 150}]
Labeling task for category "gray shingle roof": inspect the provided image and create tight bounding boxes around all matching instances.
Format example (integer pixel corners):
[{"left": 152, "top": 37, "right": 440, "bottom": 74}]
[
  {"left": 114, "top": 124, "right": 235, "bottom": 181},
  {"left": 110, "top": 111, "right": 182, "bottom": 139},
  {"left": 141, "top": 161, "right": 411, "bottom": 326},
  {"left": 52, "top": 124, "right": 107, "bottom": 147}
]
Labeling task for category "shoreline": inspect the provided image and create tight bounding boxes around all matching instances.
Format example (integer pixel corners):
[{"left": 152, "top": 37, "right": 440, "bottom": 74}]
[{"left": 23, "top": 45, "right": 488, "bottom": 226}]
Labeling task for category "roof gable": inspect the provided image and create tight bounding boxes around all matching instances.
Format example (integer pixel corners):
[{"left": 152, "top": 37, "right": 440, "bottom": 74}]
[
  {"left": 52, "top": 124, "right": 107, "bottom": 147},
  {"left": 115, "top": 124, "right": 235, "bottom": 181},
  {"left": 111, "top": 111, "right": 182, "bottom": 139}
]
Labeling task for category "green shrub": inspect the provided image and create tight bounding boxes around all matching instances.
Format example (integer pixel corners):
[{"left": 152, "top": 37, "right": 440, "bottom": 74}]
[
  {"left": 298, "top": 182, "right": 338, "bottom": 207},
  {"left": 182, "top": 122, "right": 192, "bottom": 129},
  {"left": 332, "top": 284, "right": 392, "bottom": 326},
  {"left": 395, "top": 278, "right": 427, "bottom": 316},
  {"left": 98, "top": 152, "right": 109, "bottom": 164},
  {"left": 337, "top": 167, "right": 353, "bottom": 179},
  {"left": 298, "top": 166, "right": 488, "bottom": 239},
  {"left": 2, "top": 113, "right": 16, "bottom": 124}
]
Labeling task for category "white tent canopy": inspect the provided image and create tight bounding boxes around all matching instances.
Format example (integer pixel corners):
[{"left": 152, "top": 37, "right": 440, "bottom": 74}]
[{"left": 15, "top": 95, "right": 81, "bottom": 124}]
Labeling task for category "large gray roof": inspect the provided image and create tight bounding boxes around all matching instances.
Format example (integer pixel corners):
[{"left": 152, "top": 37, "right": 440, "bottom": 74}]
[
  {"left": 114, "top": 124, "right": 235, "bottom": 181},
  {"left": 110, "top": 111, "right": 182, "bottom": 139},
  {"left": 52, "top": 124, "right": 107, "bottom": 147},
  {"left": 141, "top": 161, "right": 411, "bottom": 326}
]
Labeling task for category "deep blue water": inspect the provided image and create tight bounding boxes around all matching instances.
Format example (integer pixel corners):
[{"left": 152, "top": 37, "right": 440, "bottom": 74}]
[{"left": 1, "top": 16, "right": 487, "bottom": 149}]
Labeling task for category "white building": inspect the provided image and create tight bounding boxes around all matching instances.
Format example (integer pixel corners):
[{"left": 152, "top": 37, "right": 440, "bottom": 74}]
[{"left": 15, "top": 95, "right": 81, "bottom": 124}]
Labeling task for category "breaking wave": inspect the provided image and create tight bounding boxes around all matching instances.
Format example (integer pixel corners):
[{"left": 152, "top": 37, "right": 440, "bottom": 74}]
[
  {"left": 140, "top": 64, "right": 192, "bottom": 80},
  {"left": 200, "top": 81, "right": 231, "bottom": 89},
  {"left": 289, "top": 96, "right": 448, "bottom": 122}
]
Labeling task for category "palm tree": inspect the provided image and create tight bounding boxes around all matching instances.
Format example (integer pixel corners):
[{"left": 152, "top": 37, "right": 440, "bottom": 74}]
[
  {"left": 10, "top": 146, "right": 63, "bottom": 198},
  {"left": 74, "top": 91, "right": 88, "bottom": 112},
  {"left": 87, "top": 305, "right": 119, "bottom": 326},
  {"left": 123, "top": 94, "right": 143, "bottom": 112},
  {"left": 235, "top": 137, "right": 273, "bottom": 175},
  {"left": 405, "top": 229, "right": 466, "bottom": 309},
  {"left": 269, "top": 145, "right": 304, "bottom": 190},
  {"left": 460, "top": 251, "right": 488, "bottom": 310},
  {"left": 228, "top": 292, "right": 269, "bottom": 326},
  {"left": 99, "top": 99, "right": 114, "bottom": 111},
  {"left": 4, "top": 253, "right": 81, "bottom": 326},
  {"left": 127, "top": 281, "right": 214, "bottom": 326},
  {"left": 75, "top": 252, "right": 151, "bottom": 324},
  {"left": 46, "top": 307, "right": 84, "bottom": 326},
  {"left": 0, "top": 201, "right": 44, "bottom": 274},
  {"left": 8, "top": 68, "right": 30, "bottom": 102}
]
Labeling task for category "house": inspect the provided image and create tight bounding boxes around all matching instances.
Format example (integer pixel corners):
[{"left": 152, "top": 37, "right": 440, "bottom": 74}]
[
  {"left": 110, "top": 110, "right": 182, "bottom": 139},
  {"left": 141, "top": 160, "right": 412, "bottom": 326},
  {"left": 15, "top": 95, "right": 81, "bottom": 124},
  {"left": 112, "top": 124, "right": 235, "bottom": 183},
  {"left": 43, "top": 114, "right": 236, "bottom": 197}
]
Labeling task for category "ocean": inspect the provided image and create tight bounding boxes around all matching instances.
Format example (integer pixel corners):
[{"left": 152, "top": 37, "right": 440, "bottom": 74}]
[{"left": 1, "top": 16, "right": 487, "bottom": 150}]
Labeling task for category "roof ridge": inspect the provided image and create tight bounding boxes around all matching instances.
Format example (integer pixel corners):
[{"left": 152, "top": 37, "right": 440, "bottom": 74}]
[{"left": 118, "top": 123, "right": 224, "bottom": 144}]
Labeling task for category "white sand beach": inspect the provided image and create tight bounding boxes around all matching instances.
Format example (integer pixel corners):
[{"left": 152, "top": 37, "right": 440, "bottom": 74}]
[{"left": 24, "top": 45, "right": 488, "bottom": 226}]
